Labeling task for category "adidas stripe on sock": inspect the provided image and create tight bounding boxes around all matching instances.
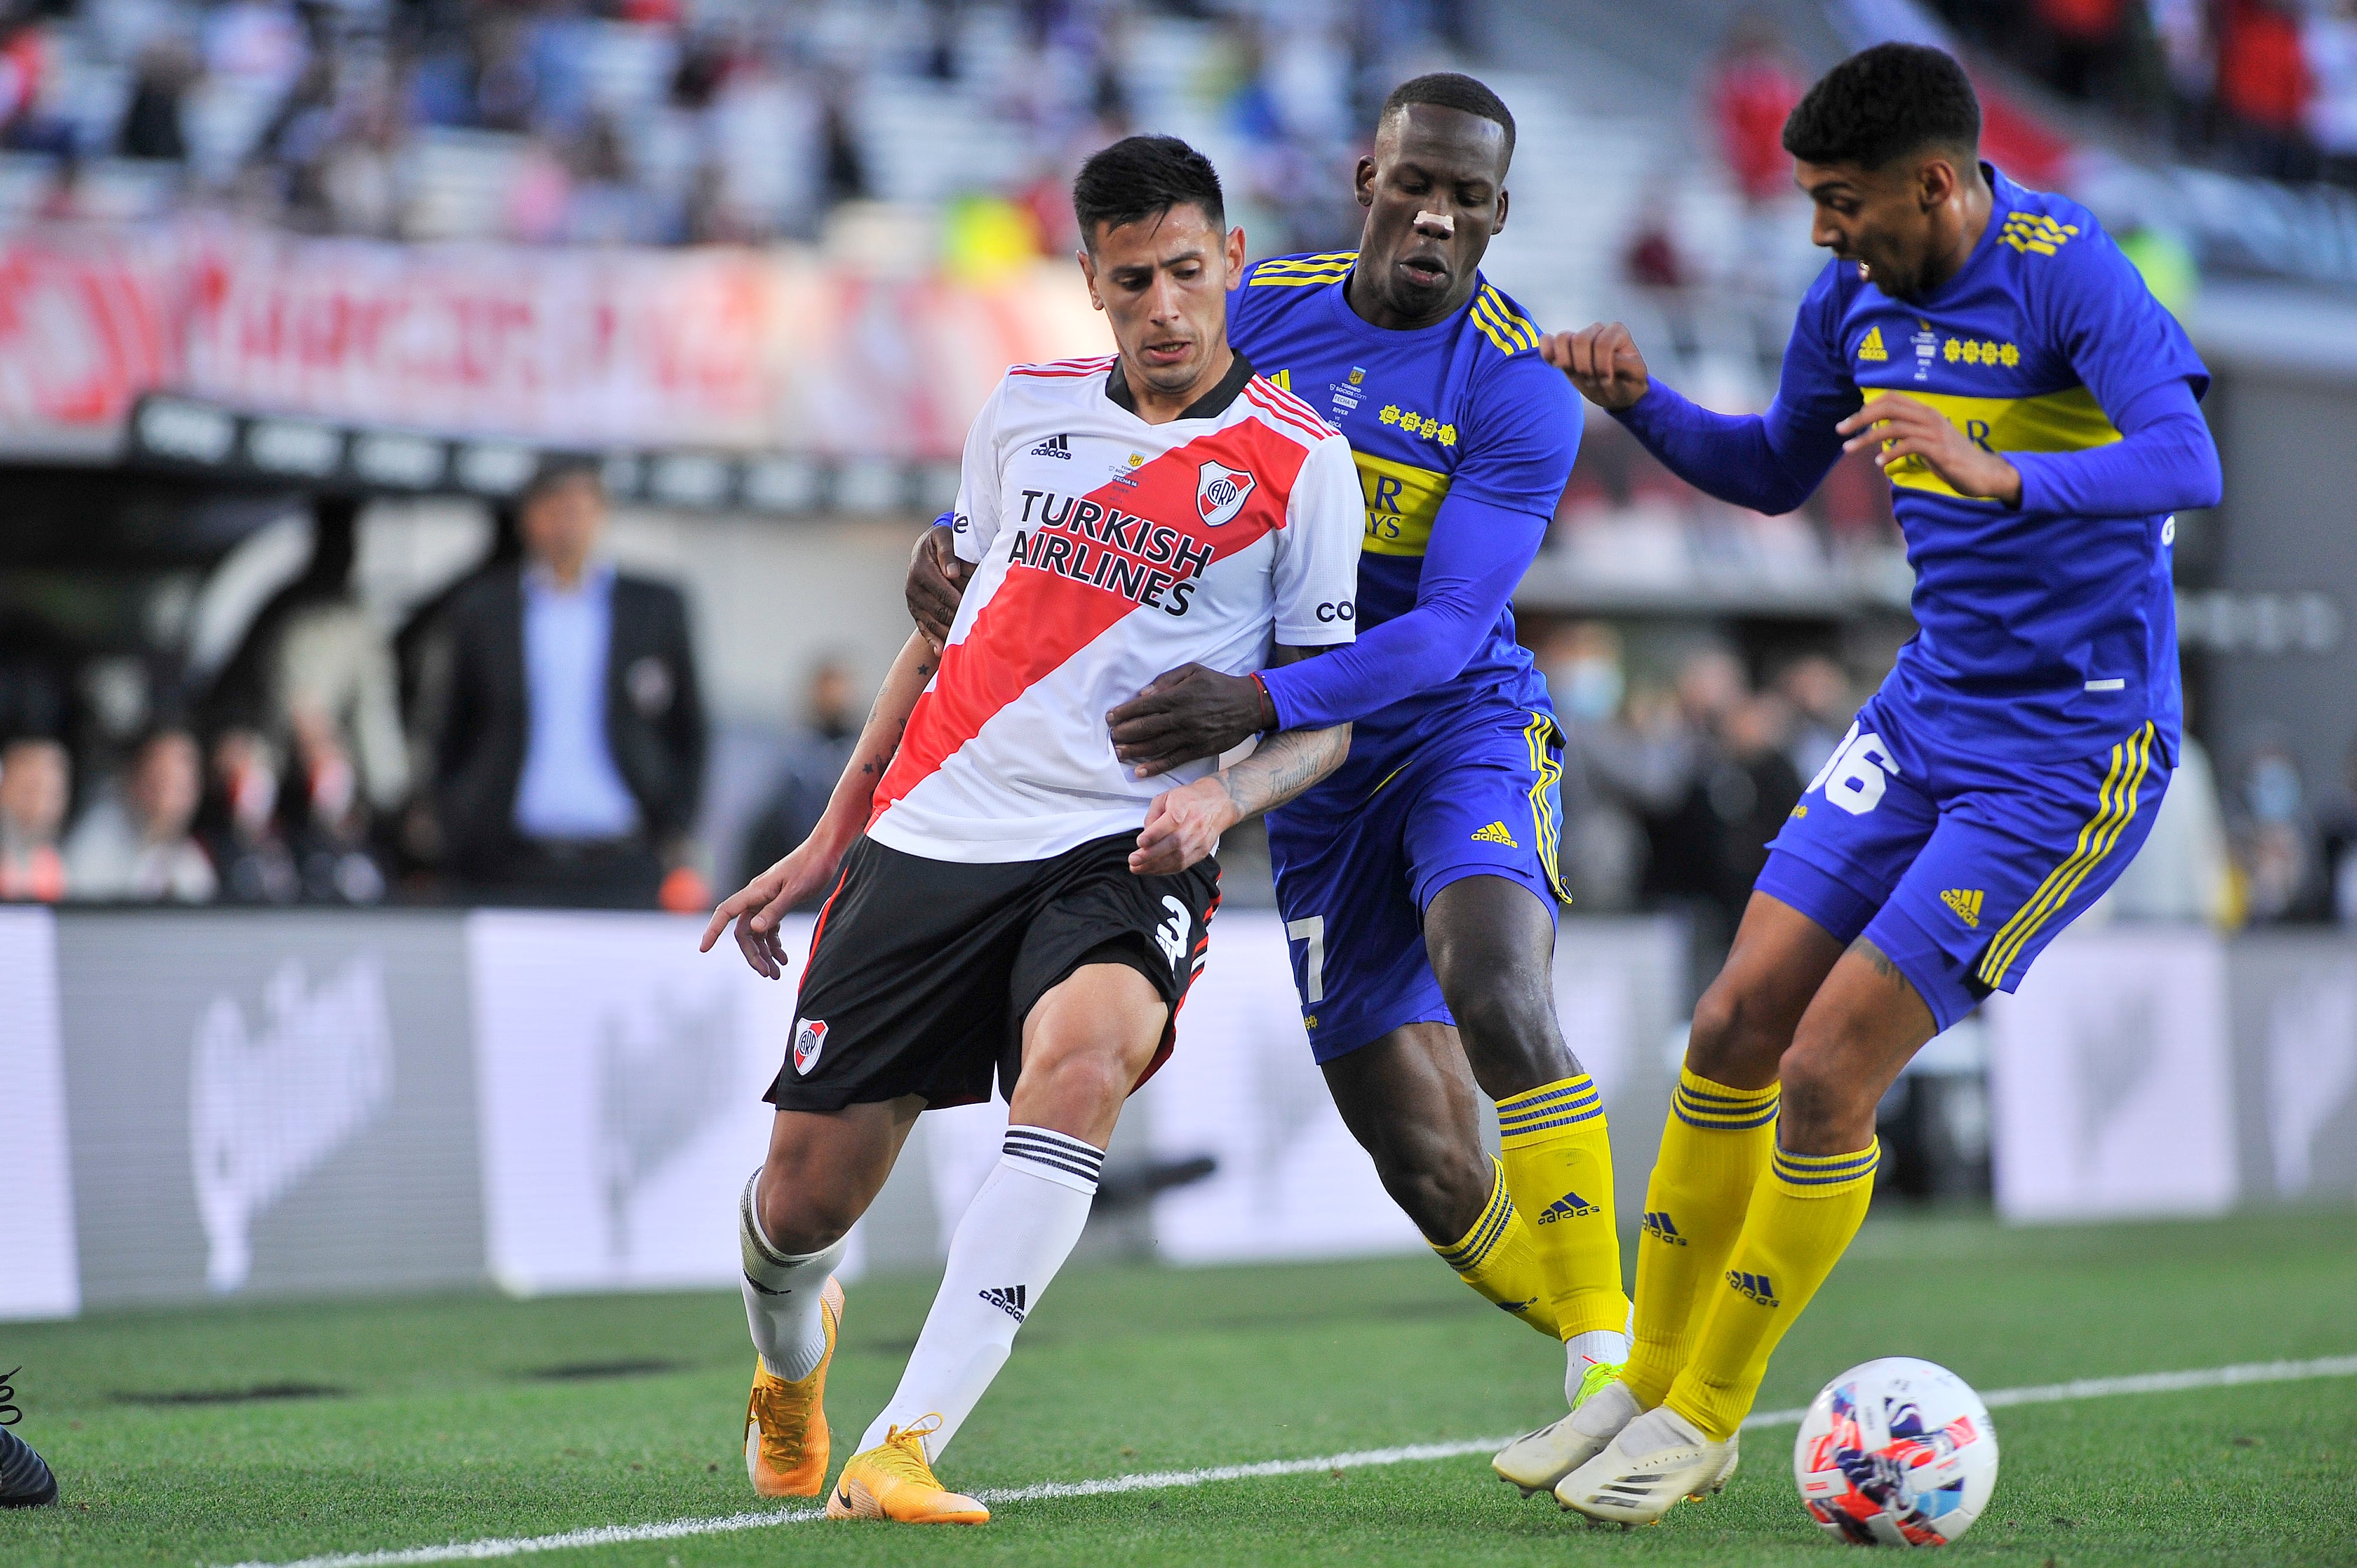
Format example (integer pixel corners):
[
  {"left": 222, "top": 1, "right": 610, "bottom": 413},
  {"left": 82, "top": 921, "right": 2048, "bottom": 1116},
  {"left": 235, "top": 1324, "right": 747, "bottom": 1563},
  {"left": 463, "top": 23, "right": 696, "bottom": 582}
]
[{"left": 1001, "top": 1126, "right": 1106, "bottom": 1194}]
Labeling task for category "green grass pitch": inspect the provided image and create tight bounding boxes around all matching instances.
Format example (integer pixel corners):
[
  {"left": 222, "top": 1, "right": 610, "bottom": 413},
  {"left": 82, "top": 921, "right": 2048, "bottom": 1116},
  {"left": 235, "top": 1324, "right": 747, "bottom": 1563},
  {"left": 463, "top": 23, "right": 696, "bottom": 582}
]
[{"left": 3, "top": 1210, "right": 2353, "bottom": 1567}]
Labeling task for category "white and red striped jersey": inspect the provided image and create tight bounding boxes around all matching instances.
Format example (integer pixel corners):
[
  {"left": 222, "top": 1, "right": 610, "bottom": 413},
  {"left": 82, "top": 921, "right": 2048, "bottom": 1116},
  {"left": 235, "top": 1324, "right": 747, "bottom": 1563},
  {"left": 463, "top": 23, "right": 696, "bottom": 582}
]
[{"left": 867, "top": 352, "right": 1363, "bottom": 864}]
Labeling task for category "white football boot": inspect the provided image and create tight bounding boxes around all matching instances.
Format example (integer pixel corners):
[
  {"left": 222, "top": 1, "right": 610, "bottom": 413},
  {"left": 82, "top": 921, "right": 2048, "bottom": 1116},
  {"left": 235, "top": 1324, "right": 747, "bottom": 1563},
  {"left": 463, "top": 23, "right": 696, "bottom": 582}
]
[
  {"left": 1553, "top": 1405, "right": 1741, "bottom": 1525},
  {"left": 1492, "top": 1370, "right": 1640, "bottom": 1496}
]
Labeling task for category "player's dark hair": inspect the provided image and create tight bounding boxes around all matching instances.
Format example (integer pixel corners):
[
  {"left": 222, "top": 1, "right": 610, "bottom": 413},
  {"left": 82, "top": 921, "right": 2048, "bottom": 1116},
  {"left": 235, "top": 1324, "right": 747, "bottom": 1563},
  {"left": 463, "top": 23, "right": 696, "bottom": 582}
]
[
  {"left": 1072, "top": 135, "right": 1225, "bottom": 249},
  {"left": 1782, "top": 43, "right": 1980, "bottom": 170},
  {"left": 1379, "top": 72, "right": 1516, "bottom": 169}
]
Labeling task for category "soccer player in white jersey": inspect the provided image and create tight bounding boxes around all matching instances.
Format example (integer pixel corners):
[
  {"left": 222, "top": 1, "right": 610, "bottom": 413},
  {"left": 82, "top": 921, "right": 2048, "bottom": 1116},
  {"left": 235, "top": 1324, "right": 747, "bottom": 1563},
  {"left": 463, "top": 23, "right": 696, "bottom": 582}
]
[{"left": 700, "top": 135, "right": 1364, "bottom": 1526}]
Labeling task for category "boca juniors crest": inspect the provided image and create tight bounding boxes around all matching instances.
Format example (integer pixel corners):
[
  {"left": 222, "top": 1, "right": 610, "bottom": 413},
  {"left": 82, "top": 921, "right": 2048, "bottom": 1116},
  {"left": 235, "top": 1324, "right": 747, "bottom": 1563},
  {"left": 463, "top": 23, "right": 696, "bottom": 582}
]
[{"left": 1195, "top": 462, "right": 1255, "bottom": 526}]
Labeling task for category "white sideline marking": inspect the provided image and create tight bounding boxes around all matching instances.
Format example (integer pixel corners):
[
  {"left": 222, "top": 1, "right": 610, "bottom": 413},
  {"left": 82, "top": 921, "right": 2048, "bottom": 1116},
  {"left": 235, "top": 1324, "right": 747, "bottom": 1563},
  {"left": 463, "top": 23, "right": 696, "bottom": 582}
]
[{"left": 222, "top": 1354, "right": 2357, "bottom": 1568}]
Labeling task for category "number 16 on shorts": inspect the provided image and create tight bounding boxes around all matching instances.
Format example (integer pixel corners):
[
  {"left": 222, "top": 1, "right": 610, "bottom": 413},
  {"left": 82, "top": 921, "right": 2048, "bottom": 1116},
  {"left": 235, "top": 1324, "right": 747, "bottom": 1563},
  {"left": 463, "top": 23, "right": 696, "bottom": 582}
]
[{"left": 1807, "top": 721, "right": 1900, "bottom": 815}]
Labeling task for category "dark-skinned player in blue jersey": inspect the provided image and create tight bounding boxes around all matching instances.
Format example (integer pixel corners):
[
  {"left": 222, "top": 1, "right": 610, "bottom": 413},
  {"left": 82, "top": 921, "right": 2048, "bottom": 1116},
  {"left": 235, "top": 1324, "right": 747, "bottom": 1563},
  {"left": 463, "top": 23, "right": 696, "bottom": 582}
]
[
  {"left": 902, "top": 74, "right": 1634, "bottom": 1466},
  {"left": 1534, "top": 44, "right": 2222, "bottom": 1523}
]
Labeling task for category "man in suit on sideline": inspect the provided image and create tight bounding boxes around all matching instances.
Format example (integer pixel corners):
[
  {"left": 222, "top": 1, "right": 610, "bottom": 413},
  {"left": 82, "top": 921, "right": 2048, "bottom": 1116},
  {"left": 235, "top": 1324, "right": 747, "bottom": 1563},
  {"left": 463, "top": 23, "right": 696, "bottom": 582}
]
[{"left": 435, "top": 459, "right": 706, "bottom": 908}]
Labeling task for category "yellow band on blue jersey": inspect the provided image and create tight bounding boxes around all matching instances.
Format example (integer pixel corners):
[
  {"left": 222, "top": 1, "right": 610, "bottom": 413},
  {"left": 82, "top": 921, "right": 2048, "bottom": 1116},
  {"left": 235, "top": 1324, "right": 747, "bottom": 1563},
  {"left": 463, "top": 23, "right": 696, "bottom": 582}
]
[
  {"left": 1354, "top": 451, "right": 1451, "bottom": 558},
  {"left": 1880, "top": 385, "right": 2122, "bottom": 499}
]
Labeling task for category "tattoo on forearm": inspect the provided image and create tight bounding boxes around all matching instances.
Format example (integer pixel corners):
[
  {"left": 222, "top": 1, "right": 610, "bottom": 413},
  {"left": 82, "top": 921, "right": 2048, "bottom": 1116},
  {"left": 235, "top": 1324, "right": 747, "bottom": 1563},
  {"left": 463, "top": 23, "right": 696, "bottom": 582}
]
[{"left": 1218, "top": 724, "right": 1350, "bottom": 818}]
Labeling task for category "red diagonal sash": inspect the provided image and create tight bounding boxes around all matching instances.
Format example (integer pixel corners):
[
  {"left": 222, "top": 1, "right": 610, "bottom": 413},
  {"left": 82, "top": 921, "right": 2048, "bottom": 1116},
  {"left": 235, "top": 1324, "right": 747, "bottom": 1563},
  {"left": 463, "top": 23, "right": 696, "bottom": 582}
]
[{"left": 873, "top": 416, "right": 1309, "bottom": 823}]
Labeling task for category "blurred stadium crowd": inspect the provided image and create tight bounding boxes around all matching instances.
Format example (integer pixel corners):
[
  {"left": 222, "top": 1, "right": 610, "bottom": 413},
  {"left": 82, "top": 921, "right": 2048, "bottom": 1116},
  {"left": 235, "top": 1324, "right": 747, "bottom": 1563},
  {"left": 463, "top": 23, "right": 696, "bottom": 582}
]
[
  {"left": 5, "top": 454, "right": 2355, "bottom": 937},
  {"left": 0, "top": 0, "right": 1461, "bottom": 250},
  {"left": 1925, "top": 0, "right": 2357, "bottom": 186}
]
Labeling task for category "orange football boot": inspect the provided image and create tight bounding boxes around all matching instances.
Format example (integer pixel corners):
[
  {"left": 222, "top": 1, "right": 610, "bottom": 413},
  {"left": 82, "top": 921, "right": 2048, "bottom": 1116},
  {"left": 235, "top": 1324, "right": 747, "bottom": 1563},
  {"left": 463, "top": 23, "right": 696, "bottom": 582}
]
[
  {"left": 743, "top": 1275, "right": 844, "bottom": 1497},
  {"left": 824, "top": 1415, "right": 990, "bottom": 1525}
]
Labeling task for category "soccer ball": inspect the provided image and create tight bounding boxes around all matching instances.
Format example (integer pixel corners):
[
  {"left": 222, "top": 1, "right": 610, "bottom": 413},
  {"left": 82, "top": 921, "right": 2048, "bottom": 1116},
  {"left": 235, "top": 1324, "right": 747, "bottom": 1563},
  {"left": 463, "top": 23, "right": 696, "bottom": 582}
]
[{"left": 1792, "top": 1357, "right": 1999, "bottom": 1547}]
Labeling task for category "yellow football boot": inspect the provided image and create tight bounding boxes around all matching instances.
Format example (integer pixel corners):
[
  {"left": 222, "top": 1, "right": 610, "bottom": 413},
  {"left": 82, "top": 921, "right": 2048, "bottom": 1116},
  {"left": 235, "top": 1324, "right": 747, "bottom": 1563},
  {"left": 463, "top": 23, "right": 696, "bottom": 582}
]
[
  {"left": 743, "top": 1276, "right": 844, "bottom": 1497},
  {"left": 824, "top": 1415, "right": 990, "bottom": 1525}
]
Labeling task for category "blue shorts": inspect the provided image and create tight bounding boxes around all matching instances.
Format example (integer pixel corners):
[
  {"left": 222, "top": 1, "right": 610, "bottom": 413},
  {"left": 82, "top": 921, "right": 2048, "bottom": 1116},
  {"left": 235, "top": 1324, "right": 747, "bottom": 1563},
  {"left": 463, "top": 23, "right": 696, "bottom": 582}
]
[
  {"left": 1268, "top": 707, "right": 1567, "bottom": 1062},
  {"left": 1759, "top": 691, "right": 2172, "bottom": 1033}
]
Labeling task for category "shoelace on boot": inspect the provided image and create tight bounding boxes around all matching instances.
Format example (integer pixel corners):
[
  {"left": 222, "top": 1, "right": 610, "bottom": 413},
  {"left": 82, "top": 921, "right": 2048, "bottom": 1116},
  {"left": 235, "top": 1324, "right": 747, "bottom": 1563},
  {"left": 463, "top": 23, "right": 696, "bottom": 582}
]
[{"left": 874, "top": 1415, "right": 948, "bottom": 1481}]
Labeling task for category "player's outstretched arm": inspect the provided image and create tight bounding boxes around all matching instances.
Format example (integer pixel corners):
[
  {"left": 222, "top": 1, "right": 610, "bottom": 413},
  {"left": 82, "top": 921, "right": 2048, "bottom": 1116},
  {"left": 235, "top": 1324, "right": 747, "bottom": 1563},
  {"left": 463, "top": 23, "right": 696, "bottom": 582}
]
[
  {"left": 1544, "top": 310, "right": 1853, "bottom": 517},
  {"left": 700, "top": 630, "right": 937, "bottom": 977}
]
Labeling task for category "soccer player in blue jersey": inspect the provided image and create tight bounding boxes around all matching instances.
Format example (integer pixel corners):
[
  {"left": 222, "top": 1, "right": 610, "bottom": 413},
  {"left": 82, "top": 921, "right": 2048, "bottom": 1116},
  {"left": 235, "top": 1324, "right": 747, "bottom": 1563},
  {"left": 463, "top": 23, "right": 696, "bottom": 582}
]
[
  {"left": 1537, "top": 43, "right": 2222, "bottom": 1523},
  {"left": 907, "top": 75, "right": 1634, "bottom": 1445}
]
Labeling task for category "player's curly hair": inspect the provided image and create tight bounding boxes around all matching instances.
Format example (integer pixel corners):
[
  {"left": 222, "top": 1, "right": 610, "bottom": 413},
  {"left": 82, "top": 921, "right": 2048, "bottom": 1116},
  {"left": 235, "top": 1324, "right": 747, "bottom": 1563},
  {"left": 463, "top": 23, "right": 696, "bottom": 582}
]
[
  {"left": 1379, "top": 72, "right": 1515, "bottom": 169},
  {"left": 1782, "top": 43, "right": 1980, "bottom": 169},
  {"left": 1072, "top": 135, "right": 1225, "bottom": 250}
]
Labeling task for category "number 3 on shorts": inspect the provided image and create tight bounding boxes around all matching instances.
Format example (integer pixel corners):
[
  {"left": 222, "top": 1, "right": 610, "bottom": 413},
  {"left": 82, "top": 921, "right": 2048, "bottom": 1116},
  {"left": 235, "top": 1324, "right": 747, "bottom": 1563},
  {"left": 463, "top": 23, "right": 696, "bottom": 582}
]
[
  {"left": 1286, "top": 915, "right": 1325, "bottom": 1005},
  {"left": 1806, "top": 723, "right": 1899, "bottom": 816}
]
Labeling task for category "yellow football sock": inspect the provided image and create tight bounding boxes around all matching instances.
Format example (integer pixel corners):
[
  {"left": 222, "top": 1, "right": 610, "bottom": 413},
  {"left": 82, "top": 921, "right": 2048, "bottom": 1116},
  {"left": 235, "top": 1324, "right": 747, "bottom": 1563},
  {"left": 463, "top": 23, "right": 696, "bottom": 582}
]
[
  {"left": 1666, "top": 1140, "right": 1879, "bottom": 1441},
  {"left": 1430, "top": 1158, "right": 1559, "bottom": 1338},
  {"left": 1623, "top": 1069, "right": 1781, "bottom": 1408},
  {"left": 1494, "top": 1075, "right": 1627, "bottom": 1341}
]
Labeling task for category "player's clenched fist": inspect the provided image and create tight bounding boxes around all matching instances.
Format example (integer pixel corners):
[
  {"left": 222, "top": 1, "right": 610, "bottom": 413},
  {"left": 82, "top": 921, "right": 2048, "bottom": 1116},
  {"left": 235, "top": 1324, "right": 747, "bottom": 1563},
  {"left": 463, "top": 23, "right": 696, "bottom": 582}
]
[{"left": 1541, "top": 323, "right": 1651, "bottom": 411}]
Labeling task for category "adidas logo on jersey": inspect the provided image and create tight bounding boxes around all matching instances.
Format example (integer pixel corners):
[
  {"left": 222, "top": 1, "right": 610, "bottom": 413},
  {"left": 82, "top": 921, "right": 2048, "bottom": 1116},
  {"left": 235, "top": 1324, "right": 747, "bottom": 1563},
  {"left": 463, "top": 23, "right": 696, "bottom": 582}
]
[
  {"left": 1535, "top": 1191, "right": 1598, "bottom": 1224},
  {"left": 979, "top": 1285, "right": 1028, "bottom": 1323},
  {"left": 1727, "top": 1269, "right": 1779, "bottom": 1307},
  {"left": 1856, "top": 325, "right": 1889, "bottom": 362},
  {"left": 1030, "top": 432, "right": 1072, "bottom": 459},
  {"left": 1941, "top": 888, "right": 1984, "bottom": 928},
  {"left": 1641, "top": 1210, "right": 1688, "bottom": 1247},
  {"left": 1471, "top": 820, "right": 1518, "bottom": 847}
]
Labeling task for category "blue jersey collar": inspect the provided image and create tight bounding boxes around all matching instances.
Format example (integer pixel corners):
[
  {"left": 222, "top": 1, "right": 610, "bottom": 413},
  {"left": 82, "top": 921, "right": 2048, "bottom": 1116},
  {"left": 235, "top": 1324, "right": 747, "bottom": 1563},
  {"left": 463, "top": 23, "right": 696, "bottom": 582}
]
[{"left": 1318, "top": 268, "right": 1488, "bottom": 347}]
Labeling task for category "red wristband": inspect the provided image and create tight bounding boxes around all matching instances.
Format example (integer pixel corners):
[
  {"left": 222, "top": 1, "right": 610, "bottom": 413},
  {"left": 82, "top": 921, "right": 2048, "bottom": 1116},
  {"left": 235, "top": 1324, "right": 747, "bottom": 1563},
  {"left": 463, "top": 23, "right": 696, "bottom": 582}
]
[{"left": 1249, "top": 671, "right": 1278, "bottom": 733}]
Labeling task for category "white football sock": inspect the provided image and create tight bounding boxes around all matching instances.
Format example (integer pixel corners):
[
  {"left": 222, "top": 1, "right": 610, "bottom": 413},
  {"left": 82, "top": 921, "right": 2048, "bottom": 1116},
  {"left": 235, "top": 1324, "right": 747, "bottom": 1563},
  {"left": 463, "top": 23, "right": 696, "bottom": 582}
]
[
  {"left": 1565, "top": 1328, "right": 1631, "bottom": 1403},
  {"left": 856, "top": 1125, "right": 1103, "bottom": 1460},
  {"left": 739, "top": 1170, "right": 847, "bottom": 1382}
]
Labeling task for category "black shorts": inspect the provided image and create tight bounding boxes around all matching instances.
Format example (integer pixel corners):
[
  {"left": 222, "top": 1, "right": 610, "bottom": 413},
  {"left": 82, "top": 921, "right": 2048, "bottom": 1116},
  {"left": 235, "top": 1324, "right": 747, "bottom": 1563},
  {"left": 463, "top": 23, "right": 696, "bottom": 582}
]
[{"left": 765, "top": 832, "right": 1221, "bottom": 1113}]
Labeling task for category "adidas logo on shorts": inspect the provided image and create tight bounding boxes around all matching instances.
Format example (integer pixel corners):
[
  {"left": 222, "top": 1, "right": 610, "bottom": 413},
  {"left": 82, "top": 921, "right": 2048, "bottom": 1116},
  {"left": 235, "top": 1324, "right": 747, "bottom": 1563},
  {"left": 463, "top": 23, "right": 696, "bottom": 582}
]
[
  {"left": 1470, "top": 820, "right": 1518, "bottom": 847},
  {"left": 979, "top": 1285, "right": 1028, "bottom": 1323},
  {"left": 1941, "top": 888, "right": 1984, "bottom": 928}
]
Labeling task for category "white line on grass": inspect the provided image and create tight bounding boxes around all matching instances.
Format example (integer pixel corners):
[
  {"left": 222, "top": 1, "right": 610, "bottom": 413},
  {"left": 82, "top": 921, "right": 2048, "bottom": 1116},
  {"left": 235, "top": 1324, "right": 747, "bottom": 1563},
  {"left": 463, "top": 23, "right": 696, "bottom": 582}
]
[{"left": 222, "top": 1353, "right": 2357, "bottom": 1568}]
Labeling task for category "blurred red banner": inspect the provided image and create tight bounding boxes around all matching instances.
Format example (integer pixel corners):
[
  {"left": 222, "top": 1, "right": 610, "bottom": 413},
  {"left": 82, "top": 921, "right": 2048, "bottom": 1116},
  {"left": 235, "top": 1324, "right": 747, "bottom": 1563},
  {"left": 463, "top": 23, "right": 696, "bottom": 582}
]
[{"left": 0, "top": 221, "right": 1104, "bottom": 460}]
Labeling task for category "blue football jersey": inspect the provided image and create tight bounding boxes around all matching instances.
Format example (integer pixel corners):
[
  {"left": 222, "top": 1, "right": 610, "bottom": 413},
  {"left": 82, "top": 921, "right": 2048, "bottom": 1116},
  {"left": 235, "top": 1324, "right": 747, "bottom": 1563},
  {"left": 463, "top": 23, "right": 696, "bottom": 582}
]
[
  {"left": 1777, "top": 171, "right": 2210, "bottom": 763},
  {"left": 1227, "top": 252, "right": 1581, "bottom": 761}
]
